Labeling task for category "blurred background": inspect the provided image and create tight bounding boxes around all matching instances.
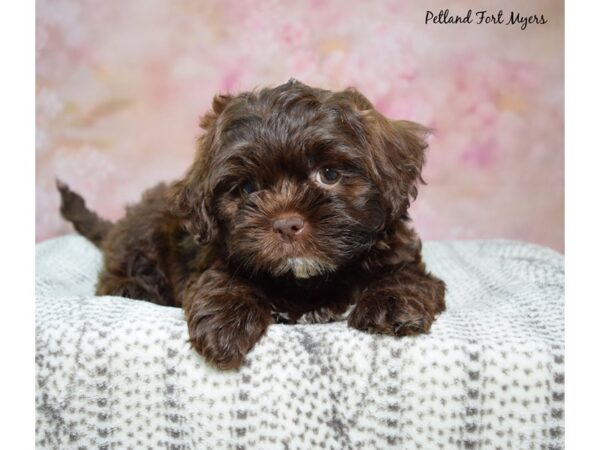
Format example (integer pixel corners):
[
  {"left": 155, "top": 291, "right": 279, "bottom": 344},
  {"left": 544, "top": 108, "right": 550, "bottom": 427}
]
[{"left": 36, "top": 0, "right": 564, "bottom": 251}]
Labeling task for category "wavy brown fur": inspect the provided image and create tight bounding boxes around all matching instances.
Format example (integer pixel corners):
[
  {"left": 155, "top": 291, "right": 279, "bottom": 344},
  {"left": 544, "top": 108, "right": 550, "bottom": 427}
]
[{"left": 58, "top": 80, "right": 445, "bottom": 370}]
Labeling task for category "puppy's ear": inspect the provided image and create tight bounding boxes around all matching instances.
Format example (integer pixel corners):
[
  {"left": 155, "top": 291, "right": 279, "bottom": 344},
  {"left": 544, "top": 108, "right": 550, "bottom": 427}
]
[
  {"left": 343, "top": 89, "right": 430, "bottom": 224},
  {"left": 199, "top": 94, "right": 233, "bottom": 130},
  {"left": 169, "top": 175, "right": 216, "bottom": 244},
  {"left": 168, "top": 94, "right": 233, "bottom": 243}
]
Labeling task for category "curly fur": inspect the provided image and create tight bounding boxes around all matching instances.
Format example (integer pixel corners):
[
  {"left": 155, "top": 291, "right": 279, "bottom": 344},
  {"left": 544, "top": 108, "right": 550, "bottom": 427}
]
[{"left": 58, "top": 80, "right": 446, "bottom": 370}]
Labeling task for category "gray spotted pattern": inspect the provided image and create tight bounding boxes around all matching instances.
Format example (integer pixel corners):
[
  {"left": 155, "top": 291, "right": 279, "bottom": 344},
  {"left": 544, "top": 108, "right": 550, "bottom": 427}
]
[{"left": 36, "top": 235, "right": 564, "bottom": 449}]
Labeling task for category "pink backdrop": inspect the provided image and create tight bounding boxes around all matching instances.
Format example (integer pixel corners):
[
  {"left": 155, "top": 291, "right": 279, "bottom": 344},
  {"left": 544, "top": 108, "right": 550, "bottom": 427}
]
[{"left": 36, "top": 0, "right": 564, "bottom": 251}]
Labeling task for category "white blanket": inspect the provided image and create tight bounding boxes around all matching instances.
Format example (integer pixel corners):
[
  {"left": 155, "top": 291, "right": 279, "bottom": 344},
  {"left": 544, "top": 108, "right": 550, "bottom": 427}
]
[{"left": 35, "top": 235, "right": 564, "bottom": 449}]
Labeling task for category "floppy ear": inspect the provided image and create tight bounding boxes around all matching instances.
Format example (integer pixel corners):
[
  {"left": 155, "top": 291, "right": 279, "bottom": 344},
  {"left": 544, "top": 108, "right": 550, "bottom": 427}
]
[
  {"left": 169, "top": 172, "right": 216, "bottom": 244},
  {"left": 343, "top": 89, "right": 430, "bottom": 225},
  {"left": 168, "top": 94, "right": 233, "bottom": 244}
]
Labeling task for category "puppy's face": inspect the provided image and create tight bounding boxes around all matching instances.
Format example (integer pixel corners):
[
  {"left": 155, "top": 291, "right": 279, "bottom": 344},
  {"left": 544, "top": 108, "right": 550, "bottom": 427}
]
[{"left": 171, "top": 81, "right": 429, "bottom": 279}]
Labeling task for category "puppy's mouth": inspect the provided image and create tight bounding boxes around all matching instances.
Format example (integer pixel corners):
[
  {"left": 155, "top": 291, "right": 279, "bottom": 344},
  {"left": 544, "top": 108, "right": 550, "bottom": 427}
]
[
  {"left": 269, "top": 237, "right": 336, "bottom": 279},
  {"left": 229, "top": 212, "right": 347, "bottom": 279},
  {"left": 279, "top": 257, "right": 331, "bottom": 279}
]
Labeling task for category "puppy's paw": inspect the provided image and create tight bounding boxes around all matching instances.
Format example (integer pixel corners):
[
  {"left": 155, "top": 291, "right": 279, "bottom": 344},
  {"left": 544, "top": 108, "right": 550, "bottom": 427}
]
[
  {"left": 187, "top": 300, "right": 272, "bottom": 370},
  {"left": 348, "top": 294, "right": 434, "bottom": 337}
]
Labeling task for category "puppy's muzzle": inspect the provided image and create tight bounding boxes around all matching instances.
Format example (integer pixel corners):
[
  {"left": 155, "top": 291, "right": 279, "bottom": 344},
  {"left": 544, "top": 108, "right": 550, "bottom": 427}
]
[{"left": 272, "top": 214, "right": 305, "bottom": 241}]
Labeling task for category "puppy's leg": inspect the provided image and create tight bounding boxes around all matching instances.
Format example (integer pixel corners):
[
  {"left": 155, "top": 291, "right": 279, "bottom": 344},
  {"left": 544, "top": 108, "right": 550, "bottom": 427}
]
[
  {"left": 96, "top": 269, "right": 172, "bottom": 306},
  {"left": 184, "top": 265, "right": 273, "bottom": 370},
  {"left": 348, "top": 265, "right": 445, "bottom": 336},
  {"left": 91, "top": 183, "right": 180, "bottom": 307}
]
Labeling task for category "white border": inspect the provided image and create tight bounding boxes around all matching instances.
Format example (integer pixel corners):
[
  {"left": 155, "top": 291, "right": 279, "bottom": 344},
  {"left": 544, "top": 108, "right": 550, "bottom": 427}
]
[
  {"left": 0, "top": 1, "right": 35, "bottom": 447},
  {"left": 565, "top": 0, "right": 600, "bottom": 447}
]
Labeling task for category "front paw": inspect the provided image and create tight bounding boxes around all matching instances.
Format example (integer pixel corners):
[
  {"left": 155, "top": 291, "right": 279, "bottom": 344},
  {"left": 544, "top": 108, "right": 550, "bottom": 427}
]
[
  {"left": 187, "top": 300, "right": 272, "bottom": 370},
  {"left": 348, "top": 294, "right": 435, "bottom": 337}
]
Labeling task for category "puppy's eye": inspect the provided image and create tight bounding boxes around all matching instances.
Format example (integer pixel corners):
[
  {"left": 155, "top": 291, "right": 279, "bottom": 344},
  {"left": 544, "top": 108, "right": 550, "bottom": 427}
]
[
  {"left": 240, "top": 181, "right": 258, "bottom": 195},
  {"left": 316, "top": 168, "right": 341, "bottom": 186}
]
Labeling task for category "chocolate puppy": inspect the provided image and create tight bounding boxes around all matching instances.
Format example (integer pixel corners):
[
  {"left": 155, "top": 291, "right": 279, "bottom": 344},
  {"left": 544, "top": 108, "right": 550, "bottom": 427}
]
[{"left": 58, "top": 80, "right": 445, "bottom": 369}]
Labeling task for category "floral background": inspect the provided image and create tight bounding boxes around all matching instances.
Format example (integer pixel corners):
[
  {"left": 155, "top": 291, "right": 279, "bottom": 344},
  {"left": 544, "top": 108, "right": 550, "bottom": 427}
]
[{"left": 36, "top": 0, "right": 564, "bottom": 251}]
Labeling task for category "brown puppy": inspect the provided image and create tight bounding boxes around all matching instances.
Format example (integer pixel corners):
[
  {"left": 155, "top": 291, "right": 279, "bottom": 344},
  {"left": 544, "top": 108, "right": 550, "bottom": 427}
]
[{"left": 58, "top": 80, "right": 445, "bottom": 370}]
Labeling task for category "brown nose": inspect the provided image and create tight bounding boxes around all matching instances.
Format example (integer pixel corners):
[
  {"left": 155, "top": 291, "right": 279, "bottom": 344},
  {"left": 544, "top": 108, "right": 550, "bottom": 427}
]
[{"left": 272, "top": 215, "right": 305, "bottom": 239}]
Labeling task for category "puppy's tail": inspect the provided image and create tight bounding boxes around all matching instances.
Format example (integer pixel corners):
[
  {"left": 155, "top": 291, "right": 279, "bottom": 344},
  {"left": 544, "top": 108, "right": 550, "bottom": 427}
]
[{"left": 56, "top": 179, "right": 114, "bottom": 247}]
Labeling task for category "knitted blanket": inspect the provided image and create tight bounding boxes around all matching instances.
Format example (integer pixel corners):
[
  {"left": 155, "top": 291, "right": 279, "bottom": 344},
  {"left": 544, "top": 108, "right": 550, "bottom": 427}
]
[{"left": 35, "top": 235, "right": 564, "bottom": 449}]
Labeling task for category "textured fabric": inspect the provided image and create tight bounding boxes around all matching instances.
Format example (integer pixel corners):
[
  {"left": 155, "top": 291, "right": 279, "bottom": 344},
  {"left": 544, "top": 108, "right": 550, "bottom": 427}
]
[{"left": 35, "top": 235, "right": 564, "bottom": 449}]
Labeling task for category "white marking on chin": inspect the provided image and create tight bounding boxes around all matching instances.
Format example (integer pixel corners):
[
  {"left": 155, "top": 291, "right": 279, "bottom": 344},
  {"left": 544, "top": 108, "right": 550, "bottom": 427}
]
[{"left": 287, "top": 257, "right": 327, "bottom": 279}]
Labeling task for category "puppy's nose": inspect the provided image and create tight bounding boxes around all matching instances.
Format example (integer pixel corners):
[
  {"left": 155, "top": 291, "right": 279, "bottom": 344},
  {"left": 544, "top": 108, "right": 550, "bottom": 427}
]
[{"left": 272, "top": 215, "right": 305, "bottom": 239}]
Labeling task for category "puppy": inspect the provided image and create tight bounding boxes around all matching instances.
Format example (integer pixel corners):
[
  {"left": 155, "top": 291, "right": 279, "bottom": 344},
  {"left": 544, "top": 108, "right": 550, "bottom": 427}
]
[{"left": 58, "top": 80, "right": 445, "bottom": 370}]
